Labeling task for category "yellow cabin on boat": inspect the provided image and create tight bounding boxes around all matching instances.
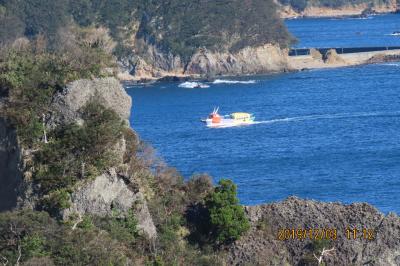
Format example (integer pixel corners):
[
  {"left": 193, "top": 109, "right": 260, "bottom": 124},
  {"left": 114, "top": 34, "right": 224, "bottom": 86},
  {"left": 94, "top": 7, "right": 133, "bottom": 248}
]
[{"left": 230, "top": 112, "right": 253, "bottom": 121}]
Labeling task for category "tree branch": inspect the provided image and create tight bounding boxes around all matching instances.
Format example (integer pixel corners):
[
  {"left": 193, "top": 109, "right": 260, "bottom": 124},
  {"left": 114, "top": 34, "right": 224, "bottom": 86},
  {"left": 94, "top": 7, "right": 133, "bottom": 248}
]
[
  {"left": 72, "top": 213, "right": 83, "bottom": 230},
  {"left": 15, "top": 245, "right": 21, "bottom": 266},
  {"left": 313, "top": 247, "right": 335, "bottom": 265}
]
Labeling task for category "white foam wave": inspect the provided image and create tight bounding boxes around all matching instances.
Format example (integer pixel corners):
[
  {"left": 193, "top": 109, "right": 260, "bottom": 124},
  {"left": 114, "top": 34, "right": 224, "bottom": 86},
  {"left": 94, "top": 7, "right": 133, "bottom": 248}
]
[
  {"left": 255, "top": 111, "right": 400, "bottom": 125},
  {"left": 213, "top": 79, "right": 256, "bottom": 84},
  {"left": 377, "top": 63, "right": 400, "bottom": 67},
  {"left": 178, "top": 82, "right": 209, "bottom": 88}
]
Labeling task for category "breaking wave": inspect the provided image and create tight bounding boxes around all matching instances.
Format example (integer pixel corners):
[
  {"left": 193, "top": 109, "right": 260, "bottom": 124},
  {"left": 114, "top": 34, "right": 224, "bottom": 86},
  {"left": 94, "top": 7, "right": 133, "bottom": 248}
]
[
  {"left": 178, "top": 82, "right": 209, "bottom": 88},
  {"left": 213, "top": 79, "right": 256, "bottom": 84}
]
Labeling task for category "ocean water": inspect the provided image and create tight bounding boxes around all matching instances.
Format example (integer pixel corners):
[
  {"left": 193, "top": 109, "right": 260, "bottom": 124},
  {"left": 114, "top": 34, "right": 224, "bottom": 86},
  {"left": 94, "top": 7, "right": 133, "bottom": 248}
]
[
  {"left": 126, "top": 15, "right": 400, "bottom": 214},
  {"left": 286, "top": 13, "right": 400, "bottom": 48}
]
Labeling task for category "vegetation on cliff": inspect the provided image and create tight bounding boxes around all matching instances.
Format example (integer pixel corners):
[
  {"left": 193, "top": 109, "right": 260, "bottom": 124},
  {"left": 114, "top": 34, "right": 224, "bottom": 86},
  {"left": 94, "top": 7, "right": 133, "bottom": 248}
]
[
  {"left": 205, "top": 179, "right": 250, "bottom": 245},
  {"left": 0, "top": 0, "right": 294, "bottom": 62},
  {"left": 134, "top": 0, "right": 294, "bottom": 61},
  {"left": 0, "top": 37, "right": 250, "bottom": 264}
]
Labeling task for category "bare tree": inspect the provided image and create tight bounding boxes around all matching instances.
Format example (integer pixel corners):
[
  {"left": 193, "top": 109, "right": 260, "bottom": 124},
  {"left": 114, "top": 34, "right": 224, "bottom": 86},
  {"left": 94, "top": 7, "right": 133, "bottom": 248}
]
[
  {"left": 42, "top": 113, "right": 48, "bottom": 144},
  {"left": 313, "top": 247, "right": 335, "bottom": 265},
  {"left": 9, "top": 223, "right": 22, "bottom": 266}
]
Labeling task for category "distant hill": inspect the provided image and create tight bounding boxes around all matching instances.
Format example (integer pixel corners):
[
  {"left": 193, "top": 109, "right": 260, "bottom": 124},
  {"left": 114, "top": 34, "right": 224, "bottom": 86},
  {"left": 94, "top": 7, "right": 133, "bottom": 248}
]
[{"left": 0, "top": 0, "right": 293, "bottom": 62}]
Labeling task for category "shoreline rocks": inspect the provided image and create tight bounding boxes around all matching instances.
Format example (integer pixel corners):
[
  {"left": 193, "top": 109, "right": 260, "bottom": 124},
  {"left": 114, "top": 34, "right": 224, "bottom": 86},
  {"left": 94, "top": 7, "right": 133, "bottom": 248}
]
[
  {"left": 278, "top": 1, "right": 398, "bottom": 19},
  {"left": 228, "top": 196, "right": 400, "bottom": 265}
]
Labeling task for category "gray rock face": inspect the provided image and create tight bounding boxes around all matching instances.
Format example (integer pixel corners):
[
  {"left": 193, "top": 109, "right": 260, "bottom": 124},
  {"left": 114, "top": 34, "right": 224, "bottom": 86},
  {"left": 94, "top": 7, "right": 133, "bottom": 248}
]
[
  {"left": 50, "top": 78, "right": 155, "bottom": 238},
  {"left": 63, "top": 168, "right": 157, "bottom": 239},
  {"left": 122, "top": 43, "right": 288, "bottom": 78},
  {"left": 0, "top": 118, "right": 22, "bottom": 211},
  {"left": 51, "top": 77, "right": 132, "bottom": 126},
  {"left": 228, "top": 197, "right": 400, "bottom": 266},
  {"left": 185, "top": 44, "right": 288, "bottom": 76}
]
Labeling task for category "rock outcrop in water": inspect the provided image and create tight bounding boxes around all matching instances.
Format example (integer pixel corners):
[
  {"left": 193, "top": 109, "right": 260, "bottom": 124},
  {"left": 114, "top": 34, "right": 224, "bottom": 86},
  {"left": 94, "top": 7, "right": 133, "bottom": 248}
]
[{"left": 228, "top": 196, "right": 400, "bottom": 265}]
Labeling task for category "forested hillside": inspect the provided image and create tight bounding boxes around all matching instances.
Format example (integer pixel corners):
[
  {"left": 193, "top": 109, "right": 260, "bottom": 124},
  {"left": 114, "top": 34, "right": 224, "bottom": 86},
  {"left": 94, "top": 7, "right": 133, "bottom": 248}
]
[{"left": 0, "top": 0, "right": 293, "bottom": 63}]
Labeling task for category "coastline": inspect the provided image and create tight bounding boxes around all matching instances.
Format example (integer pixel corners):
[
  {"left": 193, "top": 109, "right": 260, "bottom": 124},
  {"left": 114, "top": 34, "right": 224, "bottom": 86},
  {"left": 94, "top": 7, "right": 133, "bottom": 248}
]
[
  {"left": 119, "top": 49, "right": 400, "bottom": 85},
  {"left": 288, "top": 48, "right": 400, "bottom": 71},
  {"left": 279, "top": 2, "right": 398, "bottom": 19}
]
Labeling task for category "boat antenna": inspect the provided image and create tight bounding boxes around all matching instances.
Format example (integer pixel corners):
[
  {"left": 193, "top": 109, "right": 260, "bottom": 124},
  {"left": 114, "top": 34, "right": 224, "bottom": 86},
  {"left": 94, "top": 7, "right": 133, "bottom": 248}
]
[{"left": 215, "top": 107, "right": 219, "bottom": 113}]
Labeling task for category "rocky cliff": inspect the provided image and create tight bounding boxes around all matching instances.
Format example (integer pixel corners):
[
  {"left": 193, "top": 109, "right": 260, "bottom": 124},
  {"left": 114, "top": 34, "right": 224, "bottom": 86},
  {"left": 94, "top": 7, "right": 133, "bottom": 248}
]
[
  {"left": 9, "top": 77, "right": 156, "bottom": 239},
  {"left": 228, "top": 197, "right": 400, "bottom": 265},
  {"left": 120, "top": 43, "right": 290, "bottom": 81}
]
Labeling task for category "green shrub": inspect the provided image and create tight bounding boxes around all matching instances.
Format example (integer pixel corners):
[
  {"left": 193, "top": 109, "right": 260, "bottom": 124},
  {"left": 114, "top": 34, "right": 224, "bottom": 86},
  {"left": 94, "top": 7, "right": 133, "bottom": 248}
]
[
  {"left": 205, "top": 179, "right": 250, "bottom": 245},
  {"left": 33, "top": 101, "right": 125, "bottom": 195},
  {"left": 41, "top": 189, "right": 71, "bottom": 215},
  {"left": 21, "top": 233, "right": 49, "bottom": 259},
  {"left": 0, "top": 46, "right": 113, "bottom": 147},
  {"left": 78, "top": 215, "right": 94, "bottom": 230},
  {"left": 95, "top": 209, "right": 139, "bottom": 244}
]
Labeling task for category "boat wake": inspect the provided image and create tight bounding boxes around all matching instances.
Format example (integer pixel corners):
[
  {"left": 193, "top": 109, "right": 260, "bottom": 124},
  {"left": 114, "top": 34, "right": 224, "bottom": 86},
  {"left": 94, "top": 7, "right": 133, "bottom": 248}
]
[
  {"left": 210, "top": 111, "right": 400, "bottom": 128},
  {"left": 213, "top": 79, "right": 256, "bottom": 84},
  {"left": 179, "top": 82, "right": 209, "bottom": 88},
  {"left": 255, "top": 111, "right": 400, "bottom": 125}
]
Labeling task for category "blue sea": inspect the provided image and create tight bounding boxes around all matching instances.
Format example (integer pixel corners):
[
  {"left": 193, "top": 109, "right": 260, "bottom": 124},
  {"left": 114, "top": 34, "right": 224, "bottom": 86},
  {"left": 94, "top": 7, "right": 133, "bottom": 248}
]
[{"left": 126, "top": 14, "right": 400, "bottom": 214}]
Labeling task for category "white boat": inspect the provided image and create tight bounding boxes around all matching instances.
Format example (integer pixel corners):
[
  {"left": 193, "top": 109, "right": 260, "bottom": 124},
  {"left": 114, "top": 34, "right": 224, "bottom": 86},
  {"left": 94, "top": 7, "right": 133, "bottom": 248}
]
[{"left": 201, "top": 107, "right": 255, "bottom": 128}]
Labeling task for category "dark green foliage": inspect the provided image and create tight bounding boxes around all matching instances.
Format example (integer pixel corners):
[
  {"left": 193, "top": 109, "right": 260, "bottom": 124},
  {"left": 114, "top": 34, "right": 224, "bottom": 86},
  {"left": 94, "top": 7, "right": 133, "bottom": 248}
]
[
  {"left": 0, "top": 46, "right": 113, "bottom": 146},
  {"left": 1, "top": 0, "right": 294, "bottom": 61},
  {"left": 21, "top": 233, "right": 49, "bottom": 259},
  {"left": 205, "top": 179, "right": 250, "bottom": 245},
  {"left": 137, "top": 0, "right": 294, "bottom": 61},
  {"left": 0, "top": 47, "right": 119, "bottom": 214},
  {"left": 0, "top": 6, "right": 25, "bottom": 45},
  {"left": 94, "top": 209, "right": 139, "bottom": 244},
  {"left": 34, "top": 102, "right": 125, "bottom": 194},
  {"left": 41, "top": 189, "right": 71, "bottom": 215},
  {"left": 77, "top": 215, "right": 94, "bottom": 230},
  {"left": 0, "top": 210, "right": 130, "bottom": 265},
  {"left": 1, "top": 0, "right": 68, "bottom": 45}
]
